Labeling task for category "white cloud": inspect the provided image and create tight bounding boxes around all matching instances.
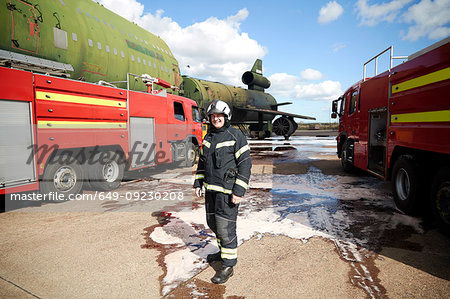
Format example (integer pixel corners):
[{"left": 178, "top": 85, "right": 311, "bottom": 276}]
[
  {"left": 300, "top": 68, "right": 324, "bottom": 80},
  {"left": 96, "top": 0, "right": 144, "bottom": 22},
  {"left": 402, "top": 0, "right": 450, "bottom": 41},
  {"left": 355, "top": 0, "right": 414, "bottom": 26},
  {"left": 355, "top": 0, "right": 449, "bottom": 41},
  {"left": 97, "top": 0, "right": 267, "bottom": 85},
  {"left": 332, "top": 42, "right": 347, "bottom": 53},
  {"left": 268, "top": 73, "right": 342, "bottom": 101},
  {"left": 318, "top": 1, "right": 344, "bottom": 24}
]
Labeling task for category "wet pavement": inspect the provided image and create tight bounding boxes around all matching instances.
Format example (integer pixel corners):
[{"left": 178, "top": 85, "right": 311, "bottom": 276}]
[
  {"left": 1, "top": 135, "right": 449, "bottom": 298},
  {"left": 137, "top": 136, "right": 449, "bottom": 297}
]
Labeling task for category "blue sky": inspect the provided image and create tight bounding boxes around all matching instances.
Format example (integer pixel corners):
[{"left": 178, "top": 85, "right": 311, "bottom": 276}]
[{"left": 99, "top": 0, "right": 450, "bottom": 122}]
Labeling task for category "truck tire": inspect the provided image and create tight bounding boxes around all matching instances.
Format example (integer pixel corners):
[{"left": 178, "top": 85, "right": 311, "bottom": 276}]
[
  {"left": 392, "top": 155, "right": 422, "bottom": 214},
  {"left": 341, "top": 141, "right": 353, "bottom": 173},
  {"left": 40, "top": 154, "right": 83, "bottom": 200},
  {"left": 430, "top": 167, "right": 450, "bottom": 236},
  {"left": 186, "top": 142, "right": 198, "bottom": 167},
  {"left": 88, "top": 150, "right": 125, "bottom": 191}
]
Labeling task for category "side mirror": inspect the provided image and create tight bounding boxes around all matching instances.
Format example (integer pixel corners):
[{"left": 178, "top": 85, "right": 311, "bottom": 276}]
[
  {"left": 332, "top": 100, "right": 338, "bottom": 113},
  {"left": 331, "top": 113, "right": 337, "bottom": 119}
]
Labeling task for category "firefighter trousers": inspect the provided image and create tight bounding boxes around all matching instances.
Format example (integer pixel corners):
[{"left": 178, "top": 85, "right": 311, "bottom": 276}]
[{"left": 205, "top": 191, "right": 239, "bottom": 267}]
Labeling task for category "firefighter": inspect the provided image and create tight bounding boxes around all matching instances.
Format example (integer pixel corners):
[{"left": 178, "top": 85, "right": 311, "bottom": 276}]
[{"left": 194, "top": 100, "right": 252, "bottom": 284}]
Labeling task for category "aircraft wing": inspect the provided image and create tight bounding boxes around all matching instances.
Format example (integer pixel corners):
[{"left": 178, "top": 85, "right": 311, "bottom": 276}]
[{"left": 236, "top": 106, "right": 316, "bottom": 120}]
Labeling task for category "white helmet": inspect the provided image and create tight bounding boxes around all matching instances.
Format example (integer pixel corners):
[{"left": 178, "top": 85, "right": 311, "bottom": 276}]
[{"left": 207, "top": 100, "right": 232, "bottom": 120}]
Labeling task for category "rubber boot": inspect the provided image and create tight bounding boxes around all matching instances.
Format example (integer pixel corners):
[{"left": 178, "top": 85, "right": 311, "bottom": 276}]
[{"left": 211, "top": 266, "right": 234, "bottom": 284}]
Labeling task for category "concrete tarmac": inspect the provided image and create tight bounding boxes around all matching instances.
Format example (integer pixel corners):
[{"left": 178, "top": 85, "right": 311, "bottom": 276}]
[{"left": 0, "top": 135, "right": 449, "bottom": 298}]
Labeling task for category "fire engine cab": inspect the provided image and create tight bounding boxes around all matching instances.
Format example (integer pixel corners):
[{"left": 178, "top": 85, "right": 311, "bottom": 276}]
[
  {"left": 332, "top": 37, "right": 450, "bottom": 234},
  {"left": 0, "top": 58, "right": 202, "bottom": 202}
]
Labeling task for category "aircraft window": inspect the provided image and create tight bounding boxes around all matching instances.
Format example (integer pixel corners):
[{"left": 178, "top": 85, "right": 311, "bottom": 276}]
[
  {"left": 192, "top": 106, "right": 201, "bottom": 122},
  {"left": 140, "top": 38, "right": 143, "bottom": 42},
  {"left": 111, "top": 24, "right": 114, "bottom": 29},
  {"left": 88, "top": 39, "right": 93, "bottom": 47},
  {"left": 131, "top": 55, "right": 135, "bottom": 62},
  {"left": 174, "top": 102, "right": 185, "bottom": 121},
  {"left": 95, "top": 16, "right": 100, "bottom": 22},
  {"left": 137, "top": 57, "right": 141, "bottom": 63},
  {"left": 97, "top": 42, "right": 102, "bottom": 50},
  {"left": 145, "top": 41, "right": 148, "bottom": 45},
  {"left": 72, "top": 33, "right": 77, "bottom": 41},
  {"left": 86, "top": 12, "right": 91, "bottom": 18},
  {"left": 165, "top": 66, "right": 168, "bottom": 73},
  {"left": 59, "top": 0, "right": 65, "bottom": 5},
  {"left": 114, "top": 48, "right": 117, "bottom": 55},
  {"left": 161, "top": 66, "right": 163, "bottom": 71},
  {"left": 103, "top": 20, "right": 107, "bottom": 26},
  {"left": 143, "top": 59, "right": 146, "bottom": 65},
  {"left": 121, "top": 50, "right": 124, "bottom": 58},
  {"left": 134, "top": 35, "right": 137, "bottom": 40},
  {"left": 154, "top": 63, "right": 156, "bottom": 68},
  {"left": 106, "top": 45, "right": 110, "bottom": 53},
  {"left": 152, "top": 45, "right": 155, "bottom": 48},
  {"left": 128, "top": 33, "right": 132, "bottom": 38},
  {"left": 76, "top": 8, "right": 81, "bottom": 14},
  {"left": 121, "top": 30, "right": 125, "bottom": 35},
  {"left": 157, "top": 46, "right": 160, "bottom": 50}
]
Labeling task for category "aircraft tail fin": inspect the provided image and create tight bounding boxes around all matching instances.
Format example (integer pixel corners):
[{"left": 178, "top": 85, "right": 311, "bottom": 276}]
[{"left": 251, "top": 59, "right": 263, "bottom": 75}]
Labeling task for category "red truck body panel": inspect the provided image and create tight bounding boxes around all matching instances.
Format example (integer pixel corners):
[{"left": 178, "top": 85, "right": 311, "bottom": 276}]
[
  {"left": 0, "top": 66, "right": 202, "bottom": 194},
  {"left": 337, "top": 38, "right": 450, "bottom": 179}
]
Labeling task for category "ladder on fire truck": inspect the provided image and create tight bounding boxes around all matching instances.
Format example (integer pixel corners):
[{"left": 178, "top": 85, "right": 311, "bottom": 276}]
[
  {"left": 0, "top": 49, "right": 73, "bottom": 77},
  {"left": 363, "top": 46, "right": 408, "bottom": 81},
  {"left": 363, "top": 37, "right": 450, "bottom": 81}
]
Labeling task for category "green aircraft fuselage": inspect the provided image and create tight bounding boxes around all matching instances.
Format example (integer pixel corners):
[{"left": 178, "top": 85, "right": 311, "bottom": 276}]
[
  {"left": 1, "top": 0, "right": 313, "bottom": 139},
  {"left": 0, "top": 0, "right": 181, "bottom": 91}
]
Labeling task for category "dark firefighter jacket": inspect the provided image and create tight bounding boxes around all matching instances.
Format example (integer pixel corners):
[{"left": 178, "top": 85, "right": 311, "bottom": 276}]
[{"left": 194, "top": 124, "right": 251, "bottom": 197}]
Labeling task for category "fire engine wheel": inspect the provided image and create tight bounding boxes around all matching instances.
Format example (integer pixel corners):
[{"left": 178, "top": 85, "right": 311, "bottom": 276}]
[
  {"left": 392, "top": 155, "right": 421, "bottom": 214},
  {"left": 430, "top": 167, "right": 450, "bottom": 236},
  {"left": 341, "top": 141, "right": 353, "bottom": 172},
  {"left": 186, "top": 142, "right": 198, "bottom": 167},
  {"left": 88, "top": 151, "right": 125, "bottom": 191},
  {"left": 40, "top": 156, "right": 83, "bottom": 200}
]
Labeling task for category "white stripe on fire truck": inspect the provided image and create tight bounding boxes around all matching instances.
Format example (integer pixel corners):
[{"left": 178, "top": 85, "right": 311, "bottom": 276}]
[
  {"left": 36, "top": 91, "right": 127, "bottom": 108},
  {"left": 38, "top": 120, "right": 127, "bottom": 129}
]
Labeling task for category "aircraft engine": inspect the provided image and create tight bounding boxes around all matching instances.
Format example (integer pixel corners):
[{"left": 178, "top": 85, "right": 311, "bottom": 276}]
[
  {"left": 242, "top": 71, "right": 271, "bottom": 91},
  {"left": 272, "top": 117, "right": 298, "bottom": 140}
]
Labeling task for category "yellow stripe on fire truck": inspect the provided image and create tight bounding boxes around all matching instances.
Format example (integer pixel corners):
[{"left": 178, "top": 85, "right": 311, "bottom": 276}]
[
  {"left": 392, "top": 67, "right": 450, "bottom": 94},
  {"left": 391, "top": 110, "right": 450, "bottom": 123},
  {"left": 35, "top": 91, "right": 126, "bottom": 108},
  {"left": 38, "top": 120, "right": 127, "bottom": 129}
]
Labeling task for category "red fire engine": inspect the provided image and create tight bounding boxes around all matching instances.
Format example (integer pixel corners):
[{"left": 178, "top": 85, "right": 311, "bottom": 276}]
[
  {"left": 0, "top": 66, "right": 202, "bottom": 200},
  {"left": 332, "top": 37, "right": 450, "bottom": 233}
]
